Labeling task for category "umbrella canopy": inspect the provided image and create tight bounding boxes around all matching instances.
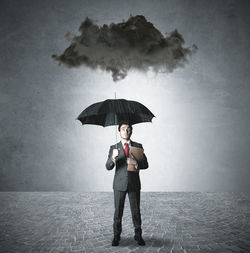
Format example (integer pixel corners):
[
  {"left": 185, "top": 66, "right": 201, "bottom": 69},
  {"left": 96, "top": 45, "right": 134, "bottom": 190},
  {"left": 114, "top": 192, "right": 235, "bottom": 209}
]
[{"left": 77, "top": 99, "right": 155, "bottom": 127}]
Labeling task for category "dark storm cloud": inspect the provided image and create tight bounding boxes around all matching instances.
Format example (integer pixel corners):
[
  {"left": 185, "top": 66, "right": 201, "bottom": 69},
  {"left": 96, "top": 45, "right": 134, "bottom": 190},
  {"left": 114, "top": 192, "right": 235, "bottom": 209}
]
[{"left": 52, "top": 15, "right": 197, "bottom": 81}]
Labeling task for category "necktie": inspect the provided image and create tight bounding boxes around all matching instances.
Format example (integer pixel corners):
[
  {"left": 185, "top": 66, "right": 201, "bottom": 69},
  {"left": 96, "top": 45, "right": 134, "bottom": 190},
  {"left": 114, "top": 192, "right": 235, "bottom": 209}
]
[{"left": 124, "top": 143, "right": 129, "bottom": 157}]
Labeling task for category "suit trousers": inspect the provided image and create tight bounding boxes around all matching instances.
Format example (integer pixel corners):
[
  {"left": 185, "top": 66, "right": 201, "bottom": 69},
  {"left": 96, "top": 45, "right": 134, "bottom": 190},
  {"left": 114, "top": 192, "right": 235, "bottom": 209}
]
[{"left": 113, "top": 189, "right": 142, "bottom": 237}]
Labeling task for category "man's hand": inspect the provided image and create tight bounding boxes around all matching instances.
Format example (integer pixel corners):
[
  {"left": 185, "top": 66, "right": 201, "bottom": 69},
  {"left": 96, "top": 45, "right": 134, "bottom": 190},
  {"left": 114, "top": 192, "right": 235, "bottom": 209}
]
[
  {"left": 127, "top": 154, "right": 138, "bottom": 166},
  {"left": 112, "top": 148, "right": 120, "bottom": 160}
]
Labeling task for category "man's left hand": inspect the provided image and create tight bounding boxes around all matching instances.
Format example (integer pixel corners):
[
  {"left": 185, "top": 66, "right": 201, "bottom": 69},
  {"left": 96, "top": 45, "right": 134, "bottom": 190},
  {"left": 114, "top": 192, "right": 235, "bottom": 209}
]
[{"left": 127, "top": 154, "right": 138, "bottom": 166}]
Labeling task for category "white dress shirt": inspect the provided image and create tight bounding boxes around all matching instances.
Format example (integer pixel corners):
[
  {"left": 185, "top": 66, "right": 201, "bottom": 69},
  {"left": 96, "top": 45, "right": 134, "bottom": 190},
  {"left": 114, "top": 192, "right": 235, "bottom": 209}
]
[{"left": 121, "top": 139, "right": 131, "bottom": 149}]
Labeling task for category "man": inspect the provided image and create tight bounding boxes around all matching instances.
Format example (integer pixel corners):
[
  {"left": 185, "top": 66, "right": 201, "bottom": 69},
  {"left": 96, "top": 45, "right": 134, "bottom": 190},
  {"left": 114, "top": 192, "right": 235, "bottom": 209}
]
[{"left": 106, "top": 122, "right": 148, "bottom": 246}]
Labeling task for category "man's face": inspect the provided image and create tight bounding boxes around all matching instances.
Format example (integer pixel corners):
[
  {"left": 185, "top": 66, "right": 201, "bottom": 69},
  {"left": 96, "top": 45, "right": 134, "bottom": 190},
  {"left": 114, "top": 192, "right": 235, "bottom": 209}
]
[{"left": 119, "top": 124, "right": 132, "bottom": 140}]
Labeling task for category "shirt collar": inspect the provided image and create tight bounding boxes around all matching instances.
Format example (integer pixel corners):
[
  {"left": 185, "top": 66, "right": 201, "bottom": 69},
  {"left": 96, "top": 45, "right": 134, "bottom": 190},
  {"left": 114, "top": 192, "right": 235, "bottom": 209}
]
[{"left": 121, "top": 139, "right": 131, "bottom": 147}]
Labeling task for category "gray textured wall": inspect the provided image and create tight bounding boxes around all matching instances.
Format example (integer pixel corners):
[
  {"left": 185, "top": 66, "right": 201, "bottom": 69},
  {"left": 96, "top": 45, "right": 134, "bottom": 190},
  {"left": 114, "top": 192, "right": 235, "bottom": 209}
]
[{"left": 0, "top": 0, "right": 249, "bottom": 191}]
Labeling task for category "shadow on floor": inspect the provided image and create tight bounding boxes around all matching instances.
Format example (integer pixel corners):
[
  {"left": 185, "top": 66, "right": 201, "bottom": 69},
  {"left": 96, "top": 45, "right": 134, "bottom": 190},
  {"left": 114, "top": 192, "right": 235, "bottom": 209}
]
[{"left": 118, "top": 236, "right": 172, "bottom": 248}]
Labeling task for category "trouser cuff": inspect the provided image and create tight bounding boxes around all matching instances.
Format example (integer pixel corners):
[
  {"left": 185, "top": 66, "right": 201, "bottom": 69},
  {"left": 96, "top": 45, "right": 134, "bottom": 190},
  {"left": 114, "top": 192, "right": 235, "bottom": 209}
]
[{"left": 135, "top": 228, "right": 142, "bottom": 235}]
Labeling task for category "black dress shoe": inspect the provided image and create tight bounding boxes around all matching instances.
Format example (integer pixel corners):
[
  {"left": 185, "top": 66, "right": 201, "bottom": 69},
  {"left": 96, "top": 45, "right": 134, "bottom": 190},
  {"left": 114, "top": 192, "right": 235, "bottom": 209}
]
[
  {"left": 112, "top": 236, "right": 120, "bottom": 246},
  {"left": 134, "top": 234, "right": 145, "bottom": 246}
]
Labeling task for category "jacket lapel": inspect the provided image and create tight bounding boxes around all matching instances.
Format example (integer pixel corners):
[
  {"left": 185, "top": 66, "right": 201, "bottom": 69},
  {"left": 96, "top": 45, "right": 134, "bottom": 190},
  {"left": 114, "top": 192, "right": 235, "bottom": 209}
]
[{"left": 118, "top": 141, "right": 125, "bottom": 158}]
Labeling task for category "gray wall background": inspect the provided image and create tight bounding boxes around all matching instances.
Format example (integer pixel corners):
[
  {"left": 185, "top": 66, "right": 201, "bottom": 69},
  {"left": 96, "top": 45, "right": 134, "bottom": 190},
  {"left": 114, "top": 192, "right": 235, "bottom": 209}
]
[{"left": 0, "top": 0, "right": 249, "bottom": 191}]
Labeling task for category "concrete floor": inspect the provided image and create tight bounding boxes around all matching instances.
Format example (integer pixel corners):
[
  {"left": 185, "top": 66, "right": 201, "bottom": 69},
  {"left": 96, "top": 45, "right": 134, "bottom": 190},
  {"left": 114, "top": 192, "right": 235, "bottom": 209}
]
[{"left": 0, "top": 192, "right": 249, "bottom": 253}]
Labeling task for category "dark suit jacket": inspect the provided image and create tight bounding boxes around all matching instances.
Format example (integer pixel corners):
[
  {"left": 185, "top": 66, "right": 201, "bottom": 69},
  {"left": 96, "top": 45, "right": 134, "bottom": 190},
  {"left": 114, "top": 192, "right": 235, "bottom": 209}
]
[{"left": 106, "top": 140, "right": 148, "bottom": 191}]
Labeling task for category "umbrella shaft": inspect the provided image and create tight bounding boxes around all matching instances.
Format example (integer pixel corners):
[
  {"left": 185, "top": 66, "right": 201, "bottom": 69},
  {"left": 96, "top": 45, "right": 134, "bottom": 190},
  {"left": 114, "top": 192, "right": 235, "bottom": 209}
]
[{"left": 115, "top": 114, "right": 118, "bottom": 148}]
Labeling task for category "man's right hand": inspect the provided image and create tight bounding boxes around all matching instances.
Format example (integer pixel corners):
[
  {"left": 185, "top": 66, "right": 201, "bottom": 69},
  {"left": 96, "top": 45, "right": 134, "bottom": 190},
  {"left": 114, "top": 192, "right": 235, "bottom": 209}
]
[{"left": 112, "top": 148, "right": 120, "bottom": 160}]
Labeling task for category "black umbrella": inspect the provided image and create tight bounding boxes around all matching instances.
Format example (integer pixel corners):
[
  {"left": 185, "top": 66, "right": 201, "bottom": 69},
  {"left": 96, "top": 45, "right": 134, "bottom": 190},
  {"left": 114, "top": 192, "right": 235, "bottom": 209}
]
[
  {"left": 77, "top": 98, "right": 155, "bottom": 146},
  {"left": 77, "top": 98, "right": 155, "bottom": 127}
]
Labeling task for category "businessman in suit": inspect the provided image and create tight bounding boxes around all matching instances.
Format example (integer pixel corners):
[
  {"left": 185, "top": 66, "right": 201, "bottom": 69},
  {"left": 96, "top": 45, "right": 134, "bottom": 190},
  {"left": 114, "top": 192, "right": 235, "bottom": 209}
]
[{"left": 106, "top": 122, "right": 148, "bottom": 246}]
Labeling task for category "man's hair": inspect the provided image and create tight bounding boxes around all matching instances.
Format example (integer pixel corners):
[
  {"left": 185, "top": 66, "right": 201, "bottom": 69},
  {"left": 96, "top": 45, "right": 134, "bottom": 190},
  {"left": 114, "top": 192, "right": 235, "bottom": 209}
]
[{"left": 118, "top": 121, "right": 133, "bottom": 132}]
